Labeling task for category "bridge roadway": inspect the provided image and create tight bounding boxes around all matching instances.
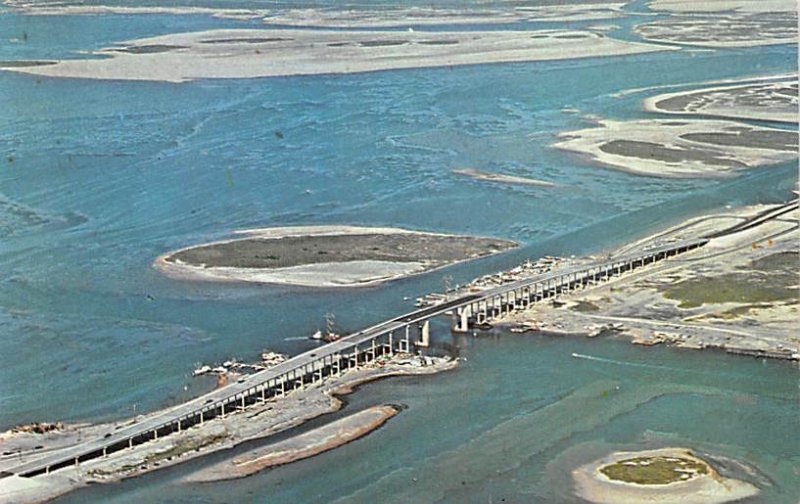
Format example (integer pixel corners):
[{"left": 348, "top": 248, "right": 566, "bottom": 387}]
[{"left": 5, "top": 237, "right": 707, "bottom": 478}]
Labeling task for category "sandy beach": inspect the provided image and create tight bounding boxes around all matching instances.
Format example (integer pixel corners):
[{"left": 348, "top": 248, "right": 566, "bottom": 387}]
[{"left": 1, "top": 28, "right": 676, "bottom": 83}]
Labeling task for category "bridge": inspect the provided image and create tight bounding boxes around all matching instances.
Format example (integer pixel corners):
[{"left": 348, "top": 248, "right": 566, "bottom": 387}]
[{"left": 4, "top": 237, "right": 708, "bottom": 478}]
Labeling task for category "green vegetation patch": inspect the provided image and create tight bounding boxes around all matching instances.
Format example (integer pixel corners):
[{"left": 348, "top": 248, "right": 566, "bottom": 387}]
[
  {"left": 168, "top": 232, "right": 516, "bottom": 269},
  {"left": 600, "top": 455, "right": 709, "bottom": 485},
  {"left": 662, "top": 252, "right": 798, "bottom": 309}
]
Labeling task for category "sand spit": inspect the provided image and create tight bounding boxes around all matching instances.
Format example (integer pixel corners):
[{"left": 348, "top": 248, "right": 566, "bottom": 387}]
[
  {"left": 452, "top": 168, "right": 557, "bottom": 188},
  {"left": 636, "top": 0, "right": 797, "bottom": 49},
  {"left": 263, "top": 3, "right": 627, "bottom": 28},
  {"left": 2, "top": 0, "right": 270, "bottom": 19},
  {"left": 1, "top": 28, "right": 675, "bottom": 83},
  {"left": 647, "top": 0, "right": 796, "bottom": 14},
  {"left": 644, "top": 79, "right": 799, "bottom": 124},
  {"left": 0, "top": 356, "right": 458, "bottom": 503},
  {"left": 155, "top": 225, "right": 517, "bottom": 288},
  {"left": 185, "top": 405, "right": 399, "bottom": 482},
  {"left": 573, "top": 447, "right": 759, "bottom": 504},
  {"left": 502, "top": 201, "right": 800, "bottom": 359},
  {"left": 553, "top": 119, "right": 798, "bottom": 178}
]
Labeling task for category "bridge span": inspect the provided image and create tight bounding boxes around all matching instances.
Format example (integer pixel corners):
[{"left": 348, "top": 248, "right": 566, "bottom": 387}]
[{"left": 5, "top": 238, "right": 707, "bottom": 478}]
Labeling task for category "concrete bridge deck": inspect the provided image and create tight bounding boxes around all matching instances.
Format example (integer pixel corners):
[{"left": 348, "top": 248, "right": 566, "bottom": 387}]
[{"left": 3, "top": 237, "right": 708, "bottom": 478}]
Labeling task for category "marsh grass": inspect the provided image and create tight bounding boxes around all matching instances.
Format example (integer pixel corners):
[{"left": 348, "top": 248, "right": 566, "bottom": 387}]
[{"left": 600, "top": 455, "right": 708, "bottom": 485}]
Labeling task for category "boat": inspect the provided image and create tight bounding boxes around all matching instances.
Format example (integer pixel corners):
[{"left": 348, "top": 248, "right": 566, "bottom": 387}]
[{"left": 192, "top": 365, "right": 211, "bottom": 377}]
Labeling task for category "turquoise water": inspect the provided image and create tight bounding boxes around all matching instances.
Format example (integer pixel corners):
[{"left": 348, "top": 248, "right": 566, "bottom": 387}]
[{"left": 0, "top": 4, "right": 797, "bottom": 503}]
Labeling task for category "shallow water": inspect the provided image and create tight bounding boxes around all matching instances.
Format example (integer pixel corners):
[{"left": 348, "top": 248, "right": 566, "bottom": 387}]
[{"left": 0, "top": 3, "right": 797, "bottom": 503}]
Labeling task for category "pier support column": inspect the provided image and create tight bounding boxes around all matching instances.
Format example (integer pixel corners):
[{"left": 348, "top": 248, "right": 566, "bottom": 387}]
[
  {"left": 454, "top": 306, "right": 471, "bottom": 332},
  {"left": 129, "top": 438, "right": 134, "bottom": 449},
  {"left": 418, "top": 320, "right": 430, "bottom": 348}
]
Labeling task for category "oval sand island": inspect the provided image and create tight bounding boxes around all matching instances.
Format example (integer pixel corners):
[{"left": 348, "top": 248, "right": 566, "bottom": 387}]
[
  {"left": 572, "top": 447, "right": 759, "bottom": 504},
  {"left": 155, "top": 226, "right": 517, "bottom": 287}
]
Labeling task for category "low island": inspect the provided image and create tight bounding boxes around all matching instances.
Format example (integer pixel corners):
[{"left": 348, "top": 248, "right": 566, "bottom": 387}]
[
  {"left": 155, "top": 225, "right": 517, "bottom": 287},
  {"left": 573, "top": 447, "right": 759, "bottom": 504}
]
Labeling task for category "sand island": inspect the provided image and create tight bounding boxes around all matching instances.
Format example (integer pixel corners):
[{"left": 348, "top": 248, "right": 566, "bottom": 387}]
[
  {"left": 553, "top": 119, "right": 798, "bottom": 178},
  {"left": 452, "top": 168, "right": 557, "bottom": 188},
  {"left": 155, "top": 226, "right": 517, "bottom": 287},
  {"left": 644, "top": 78, "right": 798, "bottom": 124},
  {"left": 637, "top": 0, "right": 797, "bottom": 47},
  {"left": 573, "top": 447, "right": 759, "bottom": 504},
  {"left": 0, "top": 28, "right": 675, "bottom": 83}
]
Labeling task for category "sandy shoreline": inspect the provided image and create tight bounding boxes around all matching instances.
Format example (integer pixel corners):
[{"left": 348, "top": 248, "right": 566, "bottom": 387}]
[
  {"left": 154, "top": 225, "right": 517, "bottom": 288},
  {"left": 1, "top": 28, "right": 676, "bottom": 83},
  {"left": 500, "top": 200, "right": 799, "bottom": 360},
  {"left": 184, "top": 404, "right": 399, "bottom": 482},
  {"left": 573, "top": 447, "right": 759, "bottom": 504},
  {"left": 0, "top": 355, "right": 458, "bottom": 503}
]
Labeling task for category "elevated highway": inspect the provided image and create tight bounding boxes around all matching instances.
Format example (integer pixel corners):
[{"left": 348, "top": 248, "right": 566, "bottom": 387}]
[{"left": 5, "top": 237, "right": 708, "bottom": 478}]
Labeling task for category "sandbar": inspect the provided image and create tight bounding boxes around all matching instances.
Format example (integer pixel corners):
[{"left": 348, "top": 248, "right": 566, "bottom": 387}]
[
  {"left": 644, "top": 79, "right": 799, "bottom": 124},
  {"left": 553, "top": 118, "right": 798, "bottom": 178},
  {"left": 573, "top": 447, "right": 759, "bottom": 504},
  {"left": 639, "top": 0, "right": 797, "bottom": 47},
  {"left": 647, "top": 0, "right": 796, "bottom": 14},
  {"left": 263, "top": 3, "right": 627, "bottom": 28},
  {"left": 2, "top": 0, "right": 270, "bottom": 19},
  {"left": 452, "top": 168, "right": 557, "bottom": 188},
  {"left": 1, "top": 28, "right": 676, "bottom": 83},
  {"left": 155, "top": 225, "right": 517, "bottom": 288},
  {"left": 185, "top": 405, "right": 399, "bottom": 482}
]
